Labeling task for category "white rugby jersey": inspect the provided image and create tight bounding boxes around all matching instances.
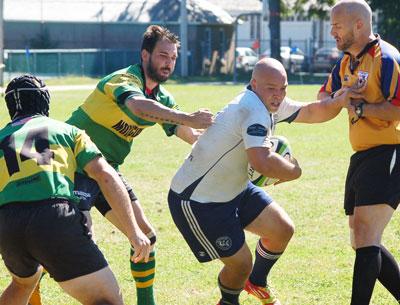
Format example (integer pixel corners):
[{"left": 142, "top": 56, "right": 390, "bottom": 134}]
[{"left": 170, "top": 88, "right": 303, "bottom": 203}]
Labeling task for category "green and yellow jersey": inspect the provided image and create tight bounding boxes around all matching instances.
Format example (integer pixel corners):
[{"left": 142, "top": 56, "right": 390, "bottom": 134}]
[
  {"left": 66, "top": 64, "right": 179, "bottom": 167},
  {"left": 0, "top": 115, "right": 101, "bottom": 206}
]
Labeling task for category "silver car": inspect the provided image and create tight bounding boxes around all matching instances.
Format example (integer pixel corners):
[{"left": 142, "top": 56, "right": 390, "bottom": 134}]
[{"left": 236, "top": 47, "right": 258, "bottom": 72}]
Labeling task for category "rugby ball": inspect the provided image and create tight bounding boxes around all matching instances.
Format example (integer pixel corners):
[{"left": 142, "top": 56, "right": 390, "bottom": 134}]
[{"left": 248, "top": 135, "right": 292, "bottom": 187}]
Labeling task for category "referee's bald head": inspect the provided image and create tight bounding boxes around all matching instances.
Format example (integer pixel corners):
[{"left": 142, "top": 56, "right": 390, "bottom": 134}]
[{"left": 332, "top": 0, "right": 372, "bottom": 30}]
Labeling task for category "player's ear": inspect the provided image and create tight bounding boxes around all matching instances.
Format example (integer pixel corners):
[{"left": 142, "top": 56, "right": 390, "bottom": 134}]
[
  {"left": 141, "top": 49, "right": 150, "bottom": 63},
  {"left": 250, "top": 78, "right": 257, "bottom": 91},
  {"left": 355, "top": 19, "right": 363, "bottom": 31}
]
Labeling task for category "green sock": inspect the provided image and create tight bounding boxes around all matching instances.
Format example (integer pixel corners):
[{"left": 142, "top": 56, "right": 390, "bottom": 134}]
[{"left": 130, "top": 248, "right": 156, "bottom": 305}]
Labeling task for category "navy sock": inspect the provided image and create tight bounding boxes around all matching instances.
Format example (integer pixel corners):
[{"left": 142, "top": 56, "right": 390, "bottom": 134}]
[
  {"left": 378, "top": 245, "right": 400, "bottom": 301},
  {"left": 249, "top": 240, "right": 282, "bottom": 287},
  {"left": 218, "top": 277, "right": 242, "bottom": 305},
  {"left": 351, "top": 246, "right": 381, "bottom": 305}
]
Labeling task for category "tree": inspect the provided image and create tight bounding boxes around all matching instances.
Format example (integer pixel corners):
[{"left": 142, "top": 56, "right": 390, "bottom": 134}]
[
  {"left": 269, "top": 0, "right": 281, "bottom": 61},
  {"left": 367, "top": 0, "right": 400, "bottom": 49},
  {"left": 292, "top": 0, "right": 335, "bottom": 48}
]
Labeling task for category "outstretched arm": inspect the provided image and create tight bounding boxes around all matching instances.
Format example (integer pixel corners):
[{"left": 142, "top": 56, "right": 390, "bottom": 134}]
[
  {"left": 175, "top": 125, "right": 204, "bottom": 144},
  {"left": 294, "top": 84, "right": 366, "bottom": 123},
  {"left": 126, "top": 97, "right": 214, "bottom": 129}
]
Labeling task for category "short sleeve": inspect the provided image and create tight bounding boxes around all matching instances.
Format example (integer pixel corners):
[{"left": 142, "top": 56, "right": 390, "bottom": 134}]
[
  {"left": 275, "top": 97, "right": 303, "bottom": 123},
  {"left": 241, "top": 109, "right": 272, "bottom": 149},
  {"left": 73, "top": 129, "right": 102, "bottom": 170},
  {"left": 102, "top": 74, "right": 145, "bottom": 105},
  {"left": 320, "top": 58, "right": 343, "bottom": 95}
]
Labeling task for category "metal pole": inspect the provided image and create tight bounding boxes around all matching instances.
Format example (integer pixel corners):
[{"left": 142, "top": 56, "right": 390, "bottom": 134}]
[
  {"left": 180, "top": 0, "right": 188, "bottom": 77},
  {"left": 233, "top": 19, "right": 238, "bottom": 83},
  {"left": 0, "top": 0, "right": 4, "bottom": 87}
]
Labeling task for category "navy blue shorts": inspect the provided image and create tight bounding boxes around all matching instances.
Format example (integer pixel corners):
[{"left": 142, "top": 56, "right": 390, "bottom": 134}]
[
  {"left": 168, "top": 183, "right": 273, "bottom": 262},
  {"left": 74, "top": 172, "right": 137, "bottom": 215}
]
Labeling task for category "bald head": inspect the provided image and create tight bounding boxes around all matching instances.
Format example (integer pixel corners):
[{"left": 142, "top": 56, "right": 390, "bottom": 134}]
[
  {"left": 250, "top": 58, "right": 287, "bottom": 113},
  {"left": 332, "top": 0, "right": 372, "bottom": 29},
  {"left": 330, "top": 0, "right": 374, "bottom": 53},
  {"left": 251, "top": 58, "right": 286, "bottom": 83}
]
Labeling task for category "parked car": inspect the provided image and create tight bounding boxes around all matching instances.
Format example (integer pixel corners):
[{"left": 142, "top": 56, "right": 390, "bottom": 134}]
[
  {"left": 235, "top": 47, "right": 258, "bottom": 72},
  {"left": 312, "top": 47, "right": 342, "bottom": 72},
  {"left": 260, "top": 46, "right": 305, "bottom": 73}
]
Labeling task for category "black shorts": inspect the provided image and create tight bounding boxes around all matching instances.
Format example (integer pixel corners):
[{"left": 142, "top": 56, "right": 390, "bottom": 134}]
[
  {"left": 74, "top": 171, "right": 138, "bottom": 215},
  {"left": 0, "top": 199, "right": 108, "bottom": 282},
  {"left": 344, "top": 144, "right": 400, "bottom": 215}
]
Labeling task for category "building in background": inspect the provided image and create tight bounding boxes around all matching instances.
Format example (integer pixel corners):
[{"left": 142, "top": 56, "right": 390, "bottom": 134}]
[{"left": 3, "top": 0, "right": 234, "bottom": 76}]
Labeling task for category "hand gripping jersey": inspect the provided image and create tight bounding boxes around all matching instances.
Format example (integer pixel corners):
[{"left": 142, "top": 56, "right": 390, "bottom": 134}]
[
  {"left": 0, "top": 115, "right": 101, "bottom": 206},
  {"left": 66, "top": 64, "right": 179, "bottom": 167},
  {"left": 320, "top": 35, "right": 400, "bottom": 151},
  {"left": 170, "top": 88, "right": 302, "bottom": 203}
]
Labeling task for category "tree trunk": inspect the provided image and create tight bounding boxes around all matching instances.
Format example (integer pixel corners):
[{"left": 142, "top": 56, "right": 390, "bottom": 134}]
[{"left": 269, "top": 0, "right": 281, "bottom": 61}]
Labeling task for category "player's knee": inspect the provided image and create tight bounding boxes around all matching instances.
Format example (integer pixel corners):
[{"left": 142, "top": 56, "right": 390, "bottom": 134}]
[
  {"left": 352, "top": 219, "right": 376, "bottom": 246},
  {"left": 276, "top": 217, "right": 295, "bottom": 243}
]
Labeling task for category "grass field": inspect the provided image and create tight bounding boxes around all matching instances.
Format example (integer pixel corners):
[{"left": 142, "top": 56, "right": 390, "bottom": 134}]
[{"left": 0, "top": 83, "right": 399, "bottom": 305}]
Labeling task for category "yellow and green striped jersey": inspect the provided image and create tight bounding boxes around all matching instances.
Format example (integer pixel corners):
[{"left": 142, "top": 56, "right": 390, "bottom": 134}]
[
  {"left": 0, "top": 115, "right": 101, "bottom": 206},
  {"left": 66, "top": 64, "right": 178, "bottom": 167}
]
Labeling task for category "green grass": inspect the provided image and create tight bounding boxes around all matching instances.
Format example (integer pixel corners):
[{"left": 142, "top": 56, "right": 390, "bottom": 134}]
[{"left": 0, "top": 84, "right": 399, "bottom": 305}]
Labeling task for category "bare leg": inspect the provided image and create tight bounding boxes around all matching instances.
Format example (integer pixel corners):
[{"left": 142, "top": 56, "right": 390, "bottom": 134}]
[
  {"left": 58, "top": 266, "right": 124, "bottom": 305},
  {"left": 0, "top": 267, "right": 42, "bottom": 305}
]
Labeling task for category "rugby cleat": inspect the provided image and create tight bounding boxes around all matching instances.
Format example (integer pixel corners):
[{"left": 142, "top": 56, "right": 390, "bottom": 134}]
[{"left": 244, "top": 280, "right": 281, "bottom": 305}]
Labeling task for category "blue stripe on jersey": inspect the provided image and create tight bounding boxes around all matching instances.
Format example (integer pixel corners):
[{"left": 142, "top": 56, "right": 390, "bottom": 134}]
[
  {"left": 331, "top": 58, "right": 343, "bottom": 93},
  {"left": 380, "top": 41, "right": 400, "bottom": 99}
]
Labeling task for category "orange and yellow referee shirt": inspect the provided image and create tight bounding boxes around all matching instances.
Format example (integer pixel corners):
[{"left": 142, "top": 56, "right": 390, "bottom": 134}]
[{"left": 320, "top": 35, "right": 400, "bottom": 151}]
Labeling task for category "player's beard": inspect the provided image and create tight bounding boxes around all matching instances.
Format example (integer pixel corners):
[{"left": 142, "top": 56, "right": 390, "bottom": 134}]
[
  {"left": 337, "top": 31, "right": 356, "bottom": 52},
  {"left": 146, "top": 56, "right": 171, "bottom": 84}
]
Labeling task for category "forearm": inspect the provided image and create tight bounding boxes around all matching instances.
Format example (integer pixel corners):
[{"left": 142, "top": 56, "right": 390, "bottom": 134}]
[
  {"left": 261, "top": 154, "right": 301, "bottom": 181},
  {"left": 175, "top": 125, "right": 201, "bottom": 144},
  {"left": 97, "top": 169, "right": 142, "bottom": 240},
  {"left": 363, "top": 101, "right": 400, "bottom": 121},
  {"left": 295, "top": 95, "right": 343, "bottom": 123},
  {"left": 249, "top": 148, "right": 301, "bottom": 181},
  {"left": 86, "top": 159, "right": 142, "bottom": 241},
  {"left": 126, "top": 97, "right": 190, "bottom": 125}
]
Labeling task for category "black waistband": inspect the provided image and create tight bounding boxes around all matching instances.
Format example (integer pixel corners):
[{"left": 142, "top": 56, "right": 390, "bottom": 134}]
[{"left": 0, "top": 198, "right": 71, "bottom": 209}]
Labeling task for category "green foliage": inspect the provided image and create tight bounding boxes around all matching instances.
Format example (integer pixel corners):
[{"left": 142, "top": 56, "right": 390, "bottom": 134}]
[
  {"left": 367, "top": 0, "right": 400, "bottom": 49},
  {"left": 0, "top": 84, "right": 399, "bottom": 304},
  {"left": 290, "top": 0, "right": 335, "bottom": 19}
]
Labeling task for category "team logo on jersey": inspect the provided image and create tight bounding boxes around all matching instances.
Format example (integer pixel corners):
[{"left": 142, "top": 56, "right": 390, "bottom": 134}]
[
  {"left": 247, "top": 124, "right": 268, "bottom": 137},
  {"left": 112, "top": 120, "right": 143, "bottom": 138},
  {"left": 216, "top": 236, "right": 232, "bottom": 251},
  {"left": 344, "top": 75, "right": 349, "bottom": 82},
  {"left": 358, "top": 71, "right": 369, "bottom": 83}
]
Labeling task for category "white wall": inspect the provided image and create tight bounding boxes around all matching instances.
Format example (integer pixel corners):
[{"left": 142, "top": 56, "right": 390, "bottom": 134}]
[{"left": 236, "top": 19, "right": 336, "bottom": 55}]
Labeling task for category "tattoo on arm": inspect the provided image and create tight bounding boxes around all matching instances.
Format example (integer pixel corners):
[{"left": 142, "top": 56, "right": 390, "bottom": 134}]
[{"left": 138, "top": 111, "right": 182, "bottom": 125}]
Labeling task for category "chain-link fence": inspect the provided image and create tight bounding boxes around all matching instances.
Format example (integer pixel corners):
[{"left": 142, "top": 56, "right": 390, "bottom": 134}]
[{"left": 4, "top": 48, "right": 141, "bottom": 78}]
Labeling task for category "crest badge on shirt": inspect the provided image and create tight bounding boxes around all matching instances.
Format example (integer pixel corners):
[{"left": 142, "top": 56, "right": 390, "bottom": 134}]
[{"left": 358, "top": 71, "right": 369, "bottom": 83}]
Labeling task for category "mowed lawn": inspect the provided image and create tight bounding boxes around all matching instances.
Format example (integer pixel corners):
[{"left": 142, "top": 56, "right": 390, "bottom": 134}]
[{"left": 0, "top": 83, "right": 399, "bottom": 305}]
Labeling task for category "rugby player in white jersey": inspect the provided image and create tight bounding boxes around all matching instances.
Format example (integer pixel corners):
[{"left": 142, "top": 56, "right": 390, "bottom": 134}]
[{"left": 167, "top": 58, "right": 365, "bottom": 305}]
